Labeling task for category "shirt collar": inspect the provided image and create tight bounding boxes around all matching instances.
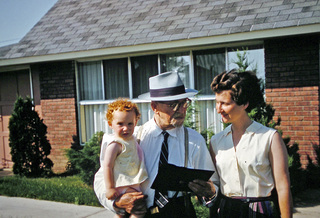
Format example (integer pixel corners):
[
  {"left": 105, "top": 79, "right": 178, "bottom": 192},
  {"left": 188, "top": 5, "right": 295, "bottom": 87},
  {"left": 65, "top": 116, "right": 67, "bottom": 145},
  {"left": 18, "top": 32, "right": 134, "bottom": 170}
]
[
  {"left": 151, "top": 117, "right": 179, "bottom": 138},
  {"left": 246, "top": 121, "right": 262, "bottom": 134},
  {"left": 223, "top": 124, "right": 232, "bottom": 136},
  {"left": 223, "top": 120, "right": 260, "bottom": 136}
]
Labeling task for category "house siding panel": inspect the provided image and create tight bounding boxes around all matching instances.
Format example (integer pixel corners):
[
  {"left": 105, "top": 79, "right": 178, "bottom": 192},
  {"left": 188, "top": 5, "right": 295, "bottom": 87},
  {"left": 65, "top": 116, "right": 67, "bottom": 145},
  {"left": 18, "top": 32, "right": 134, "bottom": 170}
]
[{"left": 265, "top": 35, "right": 320, "bottom": 166}]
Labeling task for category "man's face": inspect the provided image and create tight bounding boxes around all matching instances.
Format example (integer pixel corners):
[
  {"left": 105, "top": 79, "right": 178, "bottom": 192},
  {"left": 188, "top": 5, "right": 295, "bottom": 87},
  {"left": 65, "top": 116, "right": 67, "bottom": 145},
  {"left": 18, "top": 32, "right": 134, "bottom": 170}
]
[{"left": 152, "top": 98, "right": 190, "bottom": 130}]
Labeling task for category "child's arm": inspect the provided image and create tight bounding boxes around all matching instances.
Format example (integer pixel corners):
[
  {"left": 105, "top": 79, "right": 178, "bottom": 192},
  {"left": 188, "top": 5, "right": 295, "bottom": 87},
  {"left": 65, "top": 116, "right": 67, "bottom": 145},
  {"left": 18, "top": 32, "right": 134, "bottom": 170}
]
[{"left": 103, "top": 141, "right": 122, "bottom": 200}]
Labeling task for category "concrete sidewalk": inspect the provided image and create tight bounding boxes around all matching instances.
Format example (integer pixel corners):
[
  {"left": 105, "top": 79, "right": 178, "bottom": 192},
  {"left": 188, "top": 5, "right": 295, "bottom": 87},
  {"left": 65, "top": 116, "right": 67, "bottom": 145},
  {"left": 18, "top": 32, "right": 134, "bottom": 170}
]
[
  {"left": 1, "top": 195, "right": 320, "bottom": 218},
  {"left": 0, "top": 196, "right": 114, "bottom": 218},
  {"left": 293, "top": 205, "right": 320, "bottom": 218}
]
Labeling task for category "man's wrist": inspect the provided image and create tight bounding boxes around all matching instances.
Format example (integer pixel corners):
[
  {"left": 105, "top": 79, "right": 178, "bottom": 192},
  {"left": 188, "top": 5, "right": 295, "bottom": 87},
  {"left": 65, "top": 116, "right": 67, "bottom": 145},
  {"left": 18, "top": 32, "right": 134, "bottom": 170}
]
[{"left": 202, "top": 192, "right": 217, "bottom": 207}]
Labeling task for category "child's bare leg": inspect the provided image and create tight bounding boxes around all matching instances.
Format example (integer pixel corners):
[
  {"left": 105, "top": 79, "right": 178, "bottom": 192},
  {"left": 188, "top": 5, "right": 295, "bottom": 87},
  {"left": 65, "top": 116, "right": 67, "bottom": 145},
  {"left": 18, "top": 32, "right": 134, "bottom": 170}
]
[{"left": 114, "top": 214, "right": 125, "bottom": 218}]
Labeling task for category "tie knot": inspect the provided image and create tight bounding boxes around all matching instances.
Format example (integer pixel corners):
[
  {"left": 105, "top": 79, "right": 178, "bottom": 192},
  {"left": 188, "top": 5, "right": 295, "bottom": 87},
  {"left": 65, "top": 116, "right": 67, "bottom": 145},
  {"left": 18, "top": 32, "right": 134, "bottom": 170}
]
[{"left": 162, "top": 131, "right": 169, "bottom": 138}]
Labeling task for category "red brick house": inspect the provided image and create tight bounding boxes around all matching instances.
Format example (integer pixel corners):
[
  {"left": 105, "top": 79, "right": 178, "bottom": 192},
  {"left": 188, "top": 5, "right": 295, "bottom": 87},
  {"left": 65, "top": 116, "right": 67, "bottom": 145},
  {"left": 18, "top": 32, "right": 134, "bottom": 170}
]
[{"left": 0, "top": 0, "right": 319, "bottom": 172}]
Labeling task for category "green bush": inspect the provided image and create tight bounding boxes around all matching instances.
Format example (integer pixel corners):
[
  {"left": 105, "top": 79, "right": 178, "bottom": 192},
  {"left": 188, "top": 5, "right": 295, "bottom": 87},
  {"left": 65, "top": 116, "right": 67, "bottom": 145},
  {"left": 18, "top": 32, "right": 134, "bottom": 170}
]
[
  {"left": 66, "top": 131, "right": 104, "bottom": 185},
  {"left": 248, "top": 102, "right": 280, "bottom": 129},
  {"left": 0, "top": 175, "right": 101, "bottom": 206},
  {"left": 284, "top": 139, "right": 306, "bottom": 195},
  {"left": 8, "top": 96, "right": 53, "bottom": 177},
  {"left": 305, "top": 144, "right": 320, "bottom": 189}
]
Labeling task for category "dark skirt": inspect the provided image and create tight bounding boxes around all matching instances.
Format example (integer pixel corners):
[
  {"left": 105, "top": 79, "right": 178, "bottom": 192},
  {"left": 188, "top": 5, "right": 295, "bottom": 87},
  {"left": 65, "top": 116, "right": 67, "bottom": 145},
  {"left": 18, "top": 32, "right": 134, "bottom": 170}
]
[{"left": 211, "top": 193, "right": 280, "bottom": 218}]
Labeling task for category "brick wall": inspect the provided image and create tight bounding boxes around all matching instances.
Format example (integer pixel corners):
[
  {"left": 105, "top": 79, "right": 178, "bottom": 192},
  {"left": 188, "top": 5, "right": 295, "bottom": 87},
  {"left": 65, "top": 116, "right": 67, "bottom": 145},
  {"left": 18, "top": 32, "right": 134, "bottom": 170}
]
[
  {"left": 265, "top": 35, "right": 320, "bottom": 166},
  {"left": 41, "top": 98, "right": 77, "bottom": 172},
  {"left": 35, "top": 61, "right": 78, "bottom": 172}
]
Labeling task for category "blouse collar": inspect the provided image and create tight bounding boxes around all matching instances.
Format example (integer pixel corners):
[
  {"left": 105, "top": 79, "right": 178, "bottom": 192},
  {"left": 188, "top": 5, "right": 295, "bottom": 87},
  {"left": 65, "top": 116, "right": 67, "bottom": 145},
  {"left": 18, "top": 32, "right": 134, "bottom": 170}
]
[{"left": 223, "top": 121, "right": 262, "bottom": 136}]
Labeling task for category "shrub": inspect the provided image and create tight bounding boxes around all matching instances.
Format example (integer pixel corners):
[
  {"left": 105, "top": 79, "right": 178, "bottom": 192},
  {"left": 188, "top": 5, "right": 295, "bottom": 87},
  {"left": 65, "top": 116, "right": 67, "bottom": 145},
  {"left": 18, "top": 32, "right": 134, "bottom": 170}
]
[
  {"left": 248, "top": 102, "right": 280, "bottom": 129},
  {"left": 0, "top": 175, "right": 101, "bottom": 206},
  {"left": 305, "top": 144, "right": 320, "bottom": 189},
  {"left": 284, "top": 138, "right": 306, "bottom": 195},
  {"left": 8, "top": 96, "right": 53, "bottom": 177},
  {"left": 66, "top": 131, "right": 104, "bottom": 185}
]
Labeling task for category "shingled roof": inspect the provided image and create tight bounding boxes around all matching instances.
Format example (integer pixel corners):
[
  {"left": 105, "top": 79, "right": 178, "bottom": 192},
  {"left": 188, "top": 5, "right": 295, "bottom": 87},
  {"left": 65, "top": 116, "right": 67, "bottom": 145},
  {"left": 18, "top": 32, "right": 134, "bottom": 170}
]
[{"left": 1, "top": 0, "right": 320, "bottom": 61}]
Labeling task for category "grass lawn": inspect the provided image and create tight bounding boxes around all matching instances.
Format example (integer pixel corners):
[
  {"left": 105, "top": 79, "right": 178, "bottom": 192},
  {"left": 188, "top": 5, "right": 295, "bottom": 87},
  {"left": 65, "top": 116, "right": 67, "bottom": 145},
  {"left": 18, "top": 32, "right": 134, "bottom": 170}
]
[{"left": 0, "top": 175, "right": 101, "bottom": 207}]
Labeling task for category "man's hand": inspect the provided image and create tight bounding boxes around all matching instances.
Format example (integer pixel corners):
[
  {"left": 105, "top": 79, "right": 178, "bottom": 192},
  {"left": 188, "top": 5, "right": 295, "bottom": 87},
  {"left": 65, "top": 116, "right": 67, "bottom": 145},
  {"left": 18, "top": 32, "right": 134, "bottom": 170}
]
[
  {"left": 114, "top": 192, "right": 147, "bottom": 214},
  {"left": 188, "top": 179, "right": 216, "bottom": 199}
]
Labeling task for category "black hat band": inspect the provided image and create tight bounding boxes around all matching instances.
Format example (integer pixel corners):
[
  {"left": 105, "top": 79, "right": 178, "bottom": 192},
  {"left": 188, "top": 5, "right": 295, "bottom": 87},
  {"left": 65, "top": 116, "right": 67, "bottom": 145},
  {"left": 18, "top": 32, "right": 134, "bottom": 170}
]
[{"left": 150, "top": 85, "right": 185, "bottom": 97}]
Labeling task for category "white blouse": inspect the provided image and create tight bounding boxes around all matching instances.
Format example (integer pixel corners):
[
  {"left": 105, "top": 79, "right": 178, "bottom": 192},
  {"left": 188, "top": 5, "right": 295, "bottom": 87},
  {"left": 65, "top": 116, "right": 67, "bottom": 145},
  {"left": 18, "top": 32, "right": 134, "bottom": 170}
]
[{"left": 211, "top": 121, "right": 276, "bottom": 197}]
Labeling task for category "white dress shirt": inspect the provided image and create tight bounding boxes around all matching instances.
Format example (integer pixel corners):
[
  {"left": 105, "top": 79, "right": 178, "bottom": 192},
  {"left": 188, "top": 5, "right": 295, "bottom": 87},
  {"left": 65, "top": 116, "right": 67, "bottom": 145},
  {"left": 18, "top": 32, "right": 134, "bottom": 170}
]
[{"left": 94, "top": 117, "right": 216, "bottom": 211}]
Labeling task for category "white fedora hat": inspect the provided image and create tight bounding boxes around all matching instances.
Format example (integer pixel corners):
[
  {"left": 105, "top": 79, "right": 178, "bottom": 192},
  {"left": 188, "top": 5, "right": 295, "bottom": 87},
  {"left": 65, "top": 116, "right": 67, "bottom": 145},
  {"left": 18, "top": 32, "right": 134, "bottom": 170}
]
[{"left": 138, "top": 72, "right": 198, "bottom": 101}]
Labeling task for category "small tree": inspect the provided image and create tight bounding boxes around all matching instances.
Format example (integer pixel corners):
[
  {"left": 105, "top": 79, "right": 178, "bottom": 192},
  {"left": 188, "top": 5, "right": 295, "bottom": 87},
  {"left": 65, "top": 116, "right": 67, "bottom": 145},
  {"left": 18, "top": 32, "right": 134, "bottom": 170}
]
[
  {"left": 305, "top": 144, "right": 320, "bottom": 189},
  {"left": 66, "top": 131, "right": 103, "bottom": 185},
  {"left": 226, "top": 48, "right": 281, "bottom": 128},
  {"left": 9, "top": 96, "right": 53, "bottom": 177},
  {"left": 231, "top": 49, "right": 254, "bottom": 73}
]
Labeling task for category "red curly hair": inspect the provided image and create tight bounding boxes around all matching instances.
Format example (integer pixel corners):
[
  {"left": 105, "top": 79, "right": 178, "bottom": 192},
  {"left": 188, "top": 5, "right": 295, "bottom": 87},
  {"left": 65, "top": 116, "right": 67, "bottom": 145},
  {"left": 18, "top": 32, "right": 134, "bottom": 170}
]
[{"left": 106, "top": 98, "right": 141, "bottom": 126}]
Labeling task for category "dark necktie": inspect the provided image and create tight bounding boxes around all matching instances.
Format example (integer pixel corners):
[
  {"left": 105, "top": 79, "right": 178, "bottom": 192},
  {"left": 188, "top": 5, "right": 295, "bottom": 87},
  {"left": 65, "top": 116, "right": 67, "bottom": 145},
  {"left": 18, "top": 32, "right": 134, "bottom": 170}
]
[
  {"left": 159, "top": 131, "right": 169, "bottom": 165},
  {"left": 153, "top": 131, "right": 170, "bottom": 209}
]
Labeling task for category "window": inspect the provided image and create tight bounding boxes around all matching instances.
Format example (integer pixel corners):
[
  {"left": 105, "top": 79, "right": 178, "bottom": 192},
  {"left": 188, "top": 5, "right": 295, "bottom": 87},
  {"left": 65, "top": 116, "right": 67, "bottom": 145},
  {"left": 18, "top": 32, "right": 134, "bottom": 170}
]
[
  {"left": 78, "top": 61, "right": 103, "bottom": 100},
  {"left": 77, "top": 46, "right": 265, "bottom": 143},
  {"left": 103, "top": 58, "right": 129, "bottom": 99},
  {"left": 160, "top": 52, "right": 191, "bottom": 88},
  {"left": 193, "top": 49, "right": 225, "bottom": 95},
  {"left": 227, "top": 46, "right": 265, "bottom": 81},
  {"left": 131, "top": 55, "right": 158, "bottom": 98}
]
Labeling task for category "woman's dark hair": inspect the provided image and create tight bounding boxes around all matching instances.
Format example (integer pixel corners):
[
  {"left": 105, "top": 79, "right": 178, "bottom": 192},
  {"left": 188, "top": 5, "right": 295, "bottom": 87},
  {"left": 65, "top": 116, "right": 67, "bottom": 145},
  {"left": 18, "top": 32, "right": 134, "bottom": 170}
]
[{"left": 210, "top": 69, "right": 264, "bottom": 112}]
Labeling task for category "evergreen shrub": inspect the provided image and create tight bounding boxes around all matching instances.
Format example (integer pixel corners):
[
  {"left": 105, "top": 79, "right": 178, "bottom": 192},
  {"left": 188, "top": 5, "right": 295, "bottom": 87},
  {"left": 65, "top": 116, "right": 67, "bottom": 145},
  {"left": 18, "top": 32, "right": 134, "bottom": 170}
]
[
  {"left": 66, "top": 131, "right": 104, "bottom": 185},
  {"left": 8, "top": 96, "right": 53, "bottom": 177}
]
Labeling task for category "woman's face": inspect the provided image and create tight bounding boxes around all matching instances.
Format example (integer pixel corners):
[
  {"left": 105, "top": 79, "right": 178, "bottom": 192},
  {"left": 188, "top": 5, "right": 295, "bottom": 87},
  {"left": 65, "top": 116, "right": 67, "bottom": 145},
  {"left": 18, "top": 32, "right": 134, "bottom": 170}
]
[{"left": 215, "top": 90, "right": 248, "bottom": 124}]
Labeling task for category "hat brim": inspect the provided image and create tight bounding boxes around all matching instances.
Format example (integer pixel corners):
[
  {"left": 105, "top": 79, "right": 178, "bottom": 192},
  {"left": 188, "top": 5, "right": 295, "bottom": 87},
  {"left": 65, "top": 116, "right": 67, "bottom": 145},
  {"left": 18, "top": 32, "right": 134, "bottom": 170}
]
[{"left": 138, "top": 88, "right": 198, "bottom": 101}]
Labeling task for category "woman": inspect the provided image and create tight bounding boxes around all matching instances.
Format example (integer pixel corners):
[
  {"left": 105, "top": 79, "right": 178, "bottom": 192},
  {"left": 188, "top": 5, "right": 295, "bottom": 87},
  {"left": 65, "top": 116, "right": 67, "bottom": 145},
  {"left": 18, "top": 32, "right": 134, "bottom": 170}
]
[{"left": 209, "top": 70, "right": 293, "bottom": 217}]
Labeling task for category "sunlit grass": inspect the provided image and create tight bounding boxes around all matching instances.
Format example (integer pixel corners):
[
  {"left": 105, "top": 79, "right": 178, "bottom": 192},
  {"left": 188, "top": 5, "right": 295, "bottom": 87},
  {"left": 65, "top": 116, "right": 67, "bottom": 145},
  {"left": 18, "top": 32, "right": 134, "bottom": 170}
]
[{"left": 0, "top": 175, "right": 101, "bottom": 206}]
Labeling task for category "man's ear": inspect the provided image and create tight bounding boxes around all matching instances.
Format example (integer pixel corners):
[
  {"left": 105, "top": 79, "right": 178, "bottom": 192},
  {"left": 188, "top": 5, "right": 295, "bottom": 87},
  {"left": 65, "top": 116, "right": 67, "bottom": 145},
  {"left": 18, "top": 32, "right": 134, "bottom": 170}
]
[{"left": 151, "top": 101, "right": 157, "bottom": 111}]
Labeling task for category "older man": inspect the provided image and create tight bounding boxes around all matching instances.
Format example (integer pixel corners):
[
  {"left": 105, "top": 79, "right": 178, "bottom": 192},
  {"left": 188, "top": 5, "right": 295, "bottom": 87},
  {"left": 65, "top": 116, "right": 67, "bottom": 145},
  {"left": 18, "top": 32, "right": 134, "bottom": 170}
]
[{"left": 94, "top": 72, "right": 218, "bottom": 217}]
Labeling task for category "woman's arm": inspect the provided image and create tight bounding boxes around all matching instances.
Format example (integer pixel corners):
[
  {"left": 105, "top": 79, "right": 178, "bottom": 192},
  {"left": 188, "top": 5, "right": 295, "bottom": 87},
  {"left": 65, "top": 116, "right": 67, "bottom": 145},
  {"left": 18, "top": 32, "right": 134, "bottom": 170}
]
[{"left": 269, "top": 132, "right": 293, "bottom": 218}]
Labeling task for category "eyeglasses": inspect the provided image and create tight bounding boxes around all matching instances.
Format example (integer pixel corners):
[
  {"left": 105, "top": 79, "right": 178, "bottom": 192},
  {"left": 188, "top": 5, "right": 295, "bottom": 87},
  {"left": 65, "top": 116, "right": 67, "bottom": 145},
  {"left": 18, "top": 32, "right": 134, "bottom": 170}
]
[{"left": 160, "top": 99, "right": 191, "bottom": 112}]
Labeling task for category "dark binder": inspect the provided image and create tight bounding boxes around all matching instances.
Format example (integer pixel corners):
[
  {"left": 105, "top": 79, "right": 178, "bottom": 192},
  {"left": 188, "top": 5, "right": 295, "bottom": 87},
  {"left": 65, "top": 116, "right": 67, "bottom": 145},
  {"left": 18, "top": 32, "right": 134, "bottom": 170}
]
[{"left": 151, "top": 163, "right": 214, "bottom": 192}]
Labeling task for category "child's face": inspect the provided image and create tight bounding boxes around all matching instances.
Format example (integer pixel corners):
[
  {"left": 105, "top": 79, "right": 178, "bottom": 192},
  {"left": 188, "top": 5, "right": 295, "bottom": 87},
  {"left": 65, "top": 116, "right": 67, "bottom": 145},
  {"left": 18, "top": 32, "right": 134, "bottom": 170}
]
[{"left": 110, "top": 110, "right": 137, "bottom": 140}]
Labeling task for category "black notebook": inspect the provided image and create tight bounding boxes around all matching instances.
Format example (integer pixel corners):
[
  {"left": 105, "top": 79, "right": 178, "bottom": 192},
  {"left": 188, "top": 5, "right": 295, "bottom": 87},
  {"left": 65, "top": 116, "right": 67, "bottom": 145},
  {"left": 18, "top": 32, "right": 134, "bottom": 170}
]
[{"left": 151, "top": 163, "right": 214, "bottom": 192}]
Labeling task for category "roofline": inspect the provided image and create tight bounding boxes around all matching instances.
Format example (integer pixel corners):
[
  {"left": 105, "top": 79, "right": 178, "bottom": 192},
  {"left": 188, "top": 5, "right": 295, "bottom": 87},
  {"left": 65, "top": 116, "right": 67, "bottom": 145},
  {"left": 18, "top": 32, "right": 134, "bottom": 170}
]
[{"left": 0, "top": 24, "right": 319, "bottom": 67}]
